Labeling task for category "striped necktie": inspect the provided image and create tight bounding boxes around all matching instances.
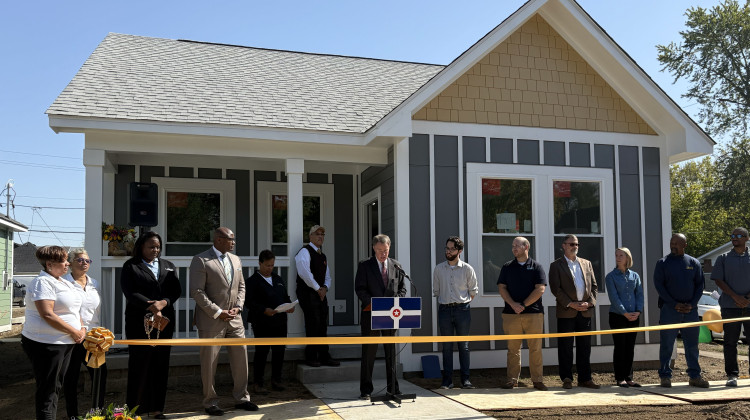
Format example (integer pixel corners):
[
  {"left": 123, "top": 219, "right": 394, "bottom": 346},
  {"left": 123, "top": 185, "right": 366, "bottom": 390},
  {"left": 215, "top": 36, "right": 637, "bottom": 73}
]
[{"left": 221, "top": 254, "right": 232, "bottom": 283}]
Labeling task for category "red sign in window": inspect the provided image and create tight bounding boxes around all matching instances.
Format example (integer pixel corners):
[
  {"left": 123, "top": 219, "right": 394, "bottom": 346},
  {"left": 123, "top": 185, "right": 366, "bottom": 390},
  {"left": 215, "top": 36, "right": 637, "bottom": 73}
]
[{"left": 482, "top": 179, "right": 501, "bottom": 196}]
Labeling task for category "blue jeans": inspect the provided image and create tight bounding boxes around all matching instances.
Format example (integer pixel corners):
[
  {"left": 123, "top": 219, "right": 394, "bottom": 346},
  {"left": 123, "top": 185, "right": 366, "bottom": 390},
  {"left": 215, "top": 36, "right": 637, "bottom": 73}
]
[
  {"left": 438, "top": 303, "right": 471, "bottom": 384},
  {"left": 721, "top": 307, "right": 750, "bottom": 378},
  {"left": 659, "top": 305, "right": 700, "bottom": 379}
]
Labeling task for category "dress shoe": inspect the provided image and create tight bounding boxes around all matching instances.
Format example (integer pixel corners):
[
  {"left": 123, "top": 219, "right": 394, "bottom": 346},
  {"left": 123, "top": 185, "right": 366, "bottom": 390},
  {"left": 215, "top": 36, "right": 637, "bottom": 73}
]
[
  {"left": 579, "top": 380, "right": 600, "bottom": 389},
  {"left": 660, "top": 377, "right": 672, "bottom": 388},
  {"left": 272, "top": 381, "right": 286, "bottom": 391},
  {"left": 252, "top": 384, "right": 269, "bottom": 395},
  {"left": 617, "top": 381, "right": 629, "bottom": 388},
  {"left": 626, "top": 381, "right": 642, "bottom": 388},
  {"left": 359, "top": 393, "right": 370, "bottom": 400},
  {"left": 204, "top": 405, "right": 224, "bottom": 416},
  {"left": 235, "top": 401, "right": 259, "bottom": 411},
  {"left": 532, "top": 381, "right": 548, "bottom": 391},
  {"left": 689, "top": 376, "right": 710, "bottom": 388},
  {"left": 500, "top": 380, "right": 515, "bottom": 389},
  {"left": 562, "top": 378, "right": 573, "bottom": 389},
  {"left": 321, "top": 359, "right": 340, "bottom": 367},
  {"left": 306, "top": 360, "right": 321, "bottom": 367}
]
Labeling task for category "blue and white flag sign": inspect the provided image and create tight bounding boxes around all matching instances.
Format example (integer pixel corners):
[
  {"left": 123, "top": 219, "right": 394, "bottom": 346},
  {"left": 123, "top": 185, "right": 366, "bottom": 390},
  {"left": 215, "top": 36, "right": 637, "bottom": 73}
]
[{"left": 371, "top": 297, "right": 422, "bottom": 330}]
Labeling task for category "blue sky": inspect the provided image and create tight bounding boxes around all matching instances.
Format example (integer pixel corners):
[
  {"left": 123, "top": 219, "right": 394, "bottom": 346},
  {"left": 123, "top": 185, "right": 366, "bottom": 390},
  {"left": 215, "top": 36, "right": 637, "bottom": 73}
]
[{"left": 0, "top": 0, "right": 722, "bottom": 247}]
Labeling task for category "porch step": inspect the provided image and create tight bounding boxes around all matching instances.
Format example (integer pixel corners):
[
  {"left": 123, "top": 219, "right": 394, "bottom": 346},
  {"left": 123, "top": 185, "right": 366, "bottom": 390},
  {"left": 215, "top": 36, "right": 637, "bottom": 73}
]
[{"left": 297, "top": 360, "right": 403, "bottom": 384}]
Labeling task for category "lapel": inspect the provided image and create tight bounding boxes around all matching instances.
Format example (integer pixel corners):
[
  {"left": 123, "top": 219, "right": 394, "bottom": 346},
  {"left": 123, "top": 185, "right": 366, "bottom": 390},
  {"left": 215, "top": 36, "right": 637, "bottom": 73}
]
[
  {"left": 209, "top": 251, "right": 231, "bottom": 285},
  {"left": 370, "top": 257, "right": 387, "bottom": 292},
  {"left": 558, "top": 258, "right": 574, "bottom": 284},
  {"left": 157, "top": 260, "right": 169, "bottom": 284},
  {"left": 137, "top": 260, "right": 158, "bottom": 282}
]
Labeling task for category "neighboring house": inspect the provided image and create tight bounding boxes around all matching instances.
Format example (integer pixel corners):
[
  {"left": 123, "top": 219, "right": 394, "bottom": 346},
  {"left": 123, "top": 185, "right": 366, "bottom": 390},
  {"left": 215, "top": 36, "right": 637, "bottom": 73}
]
[
  {"left": 0, "top": 216, "right": 28, "bottom": 332},
  {"left": 698, "top": 242, "right": 733, "bottom": 294},
  {"left": 47, "top": 0, "right": 713, "bottom": 371},
  {"left": 12, "top": 242, "right": 41, "bottom": 287}
]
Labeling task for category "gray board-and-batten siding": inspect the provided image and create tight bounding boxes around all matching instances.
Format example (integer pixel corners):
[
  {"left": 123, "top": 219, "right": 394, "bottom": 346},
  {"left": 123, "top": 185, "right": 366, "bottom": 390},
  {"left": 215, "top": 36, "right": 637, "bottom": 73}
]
[{"left": 407, "top": 134, "right": 662, "bottom": 353}]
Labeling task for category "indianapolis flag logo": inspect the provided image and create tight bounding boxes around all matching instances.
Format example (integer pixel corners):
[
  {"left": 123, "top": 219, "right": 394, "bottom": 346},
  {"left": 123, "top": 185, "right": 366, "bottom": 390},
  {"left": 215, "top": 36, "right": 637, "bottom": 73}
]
[{"left": 371, "top": 297, "right": 421, "bottom": 330}]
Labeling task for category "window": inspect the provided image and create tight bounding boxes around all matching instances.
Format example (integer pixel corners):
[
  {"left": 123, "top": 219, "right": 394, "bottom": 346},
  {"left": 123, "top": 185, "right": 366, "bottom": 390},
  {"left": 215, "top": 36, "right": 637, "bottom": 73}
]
[
  {"left": 466, "top": 164, "right": 614, "bottom": 298},
  {"left": 270, "top": 194, "right": 321, "bottom": 256},
  {"left": 153, "top": 177, "right": 236, "bottom": 256}
]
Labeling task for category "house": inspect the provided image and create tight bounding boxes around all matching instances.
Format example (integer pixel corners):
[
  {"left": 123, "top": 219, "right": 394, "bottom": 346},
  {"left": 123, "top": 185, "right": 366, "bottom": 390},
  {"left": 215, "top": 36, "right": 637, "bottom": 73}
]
[
  {"left": 698, "top": 242, "right": 733, "bottom": 293},
  {"left": 12, "top": 242, "right": 42, "bottom": 287},
  {"left": 0, "top": 216, "right": 28, "bottom": 332},
  {"left": 46, "top": 0, "right": 713, "bottom": 371}
]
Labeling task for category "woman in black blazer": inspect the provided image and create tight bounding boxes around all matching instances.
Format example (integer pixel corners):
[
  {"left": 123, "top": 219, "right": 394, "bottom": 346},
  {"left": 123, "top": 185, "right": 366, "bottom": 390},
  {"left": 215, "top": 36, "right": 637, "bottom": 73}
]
[
  {"left": 120, "top": 231, "right": 181, "bottom": 419},
  {"left": 246, "top": 250, "right": 293, "bottom": 394}
]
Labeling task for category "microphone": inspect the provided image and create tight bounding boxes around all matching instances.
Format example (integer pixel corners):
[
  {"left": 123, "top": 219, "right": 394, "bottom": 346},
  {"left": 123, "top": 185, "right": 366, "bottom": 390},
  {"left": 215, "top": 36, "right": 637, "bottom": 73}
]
[{"left": 392, "top": 262, "right": 419, "bottom": 297}]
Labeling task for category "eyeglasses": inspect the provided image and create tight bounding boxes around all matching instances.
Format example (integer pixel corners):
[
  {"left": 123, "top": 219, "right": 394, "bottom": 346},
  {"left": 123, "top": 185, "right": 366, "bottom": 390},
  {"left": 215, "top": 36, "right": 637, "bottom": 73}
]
[
  {"left": 445, "top": 247, "right": 459, "bottom": 252},
  {"left": 564, "top": 243, "right": 579, "bottom": 247},
  {"left": 75, "top": 258, "right": 93, "bottom": 264},
  {"left": 730, "top": 234, "right": 746, "bottom": 239}
]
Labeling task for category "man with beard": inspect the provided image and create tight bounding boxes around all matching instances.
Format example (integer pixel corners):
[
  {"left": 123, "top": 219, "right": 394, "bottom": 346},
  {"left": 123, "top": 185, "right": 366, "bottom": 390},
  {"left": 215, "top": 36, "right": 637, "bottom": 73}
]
[
  {"left": 654, "top": 233, "right": 709, "bottom": 388},
  {"left": 712, "top": 227, "right": 750, "bottom": 387},
  {"left": 433, "top": 236, "right": 478, "bottom": 389}
]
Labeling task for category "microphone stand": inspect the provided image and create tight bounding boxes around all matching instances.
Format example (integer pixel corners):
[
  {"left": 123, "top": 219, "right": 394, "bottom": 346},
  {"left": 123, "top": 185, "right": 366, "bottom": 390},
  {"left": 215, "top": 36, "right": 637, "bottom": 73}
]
[{"left": 370, "top": 266, "right": 417, "bottom": 406}]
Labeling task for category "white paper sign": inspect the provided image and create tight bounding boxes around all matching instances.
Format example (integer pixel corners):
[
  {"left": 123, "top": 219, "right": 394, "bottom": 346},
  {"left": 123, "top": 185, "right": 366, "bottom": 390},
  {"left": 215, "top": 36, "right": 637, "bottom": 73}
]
[{"left": 497, "top": 213, "right": 516, "bottom": 231}]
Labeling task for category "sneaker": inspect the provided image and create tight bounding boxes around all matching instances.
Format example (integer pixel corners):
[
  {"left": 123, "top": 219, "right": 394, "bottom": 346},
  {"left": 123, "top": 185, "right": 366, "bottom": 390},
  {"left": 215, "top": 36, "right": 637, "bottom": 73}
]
[
  {"left": 461, "top": 380, "right": 475, "bottom": 389},
  {"left": 726, "top": 377, "right": 738, "bottom": 387},
  {"left": 660, "top": 377, "right": 672, "bottom": 388},
  {"left": 689, "top": 376, "right": 709, "bottom": 388},
  {"left": 439, "top": 383, "right": 454, "bottom": 390}
]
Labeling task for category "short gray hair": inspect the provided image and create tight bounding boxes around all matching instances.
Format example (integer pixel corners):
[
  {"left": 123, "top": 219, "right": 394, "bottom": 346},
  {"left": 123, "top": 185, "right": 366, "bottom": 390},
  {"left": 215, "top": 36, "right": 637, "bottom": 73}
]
[
  {"left": 68, "top": 247, "right": 89, "bottom": 262},
  {"left": 514, "top": 236, "right": 530, "bottom": 248},
  {"left": 372, "top": 234, "right": 391, "bottom": 246}
]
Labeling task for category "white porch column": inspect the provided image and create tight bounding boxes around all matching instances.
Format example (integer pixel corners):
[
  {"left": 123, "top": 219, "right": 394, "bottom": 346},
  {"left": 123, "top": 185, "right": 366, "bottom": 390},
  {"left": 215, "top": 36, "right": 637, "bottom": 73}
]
[
  {"left": 83, "top": 149, "right": 115, "bottom": 328},
  {"left": 286, "top": 158, "right": 304, "bottom": 337}
]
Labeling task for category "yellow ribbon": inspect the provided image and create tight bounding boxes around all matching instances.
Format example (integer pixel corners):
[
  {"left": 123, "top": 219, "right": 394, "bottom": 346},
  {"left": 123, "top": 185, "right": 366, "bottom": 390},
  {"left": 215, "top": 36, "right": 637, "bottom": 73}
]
[
  {"left": 117, "top": 316, "right": 748, "bottom": 347},
  {"left": 83, "top": 327, "right": 115, "bottom": 367}
]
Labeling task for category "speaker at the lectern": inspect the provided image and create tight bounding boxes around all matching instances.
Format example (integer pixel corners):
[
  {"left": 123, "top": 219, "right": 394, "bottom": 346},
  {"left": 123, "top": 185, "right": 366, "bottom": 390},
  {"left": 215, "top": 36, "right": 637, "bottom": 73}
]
[{"left": 129, "top": 182, "right": 158, "bottom": 227}]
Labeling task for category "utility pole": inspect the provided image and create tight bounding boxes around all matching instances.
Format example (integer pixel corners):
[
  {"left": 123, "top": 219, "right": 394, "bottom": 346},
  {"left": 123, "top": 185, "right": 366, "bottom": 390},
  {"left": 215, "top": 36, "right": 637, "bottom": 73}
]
[{"left": 5, "top": 179, "right": 12, "bottom": 217}]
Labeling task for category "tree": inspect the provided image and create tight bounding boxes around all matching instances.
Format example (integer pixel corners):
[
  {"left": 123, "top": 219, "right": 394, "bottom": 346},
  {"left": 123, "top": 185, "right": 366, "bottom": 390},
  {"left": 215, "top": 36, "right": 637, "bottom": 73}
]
[
  {"left": 708, "top": 137, "right": 750, "bottom": 226},
  {"left": 657, "top": 0, "right": 750, "bottom": 137},
  {"left": 670, "top": 157, "right": 737, "bottom": 257}
]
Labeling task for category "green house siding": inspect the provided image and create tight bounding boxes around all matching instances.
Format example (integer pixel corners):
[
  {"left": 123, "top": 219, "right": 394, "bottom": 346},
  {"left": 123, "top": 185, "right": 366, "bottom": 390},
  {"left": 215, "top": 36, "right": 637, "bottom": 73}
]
[{"left": 0, "top": 228, "right": 11, "bottom": 328}]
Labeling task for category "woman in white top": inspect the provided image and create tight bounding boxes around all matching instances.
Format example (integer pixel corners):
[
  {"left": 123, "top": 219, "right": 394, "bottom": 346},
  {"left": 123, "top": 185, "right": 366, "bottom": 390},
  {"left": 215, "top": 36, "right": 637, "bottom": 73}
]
[
  {"left": 62, "top": 248, "right": 106, "bottom": 418},
  {"left": 21, "top": 245, "right": 86, "bottom": 420}
]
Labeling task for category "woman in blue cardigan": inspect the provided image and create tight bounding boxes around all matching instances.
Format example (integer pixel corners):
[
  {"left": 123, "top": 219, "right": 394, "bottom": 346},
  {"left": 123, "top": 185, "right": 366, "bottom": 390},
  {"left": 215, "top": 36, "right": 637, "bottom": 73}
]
[{"left": 605, "top": 247, "right": 644, "bottom": 387}]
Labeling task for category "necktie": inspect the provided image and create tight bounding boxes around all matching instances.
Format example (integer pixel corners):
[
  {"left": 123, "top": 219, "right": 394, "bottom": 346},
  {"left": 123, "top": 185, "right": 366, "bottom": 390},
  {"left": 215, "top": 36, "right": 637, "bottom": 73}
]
[
  {"left": 222, "top": 254, "right": 232, "bottom": 283},
  {"left": 317, "top": 248, "right": 322, "bottom": 255},
  {"left": 381, "top": 262, "right": 388, "bottom": 287}
]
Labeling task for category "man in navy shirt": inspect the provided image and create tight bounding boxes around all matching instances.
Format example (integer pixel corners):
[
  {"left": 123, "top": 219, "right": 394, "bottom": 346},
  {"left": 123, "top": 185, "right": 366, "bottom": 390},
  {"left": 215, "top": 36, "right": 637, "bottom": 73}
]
[
  {"left": 497, "top": 237, "right": 548, "bottom": 391},
  {"left": 653, "top": 233, "right": 709, "bottom": 388}
]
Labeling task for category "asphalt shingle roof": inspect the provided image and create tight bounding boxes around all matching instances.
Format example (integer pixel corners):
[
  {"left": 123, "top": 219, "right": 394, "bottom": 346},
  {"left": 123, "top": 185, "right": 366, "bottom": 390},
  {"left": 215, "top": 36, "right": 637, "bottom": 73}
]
[{"left": 47, "top": 33, "right": 444, "bottom": 134}]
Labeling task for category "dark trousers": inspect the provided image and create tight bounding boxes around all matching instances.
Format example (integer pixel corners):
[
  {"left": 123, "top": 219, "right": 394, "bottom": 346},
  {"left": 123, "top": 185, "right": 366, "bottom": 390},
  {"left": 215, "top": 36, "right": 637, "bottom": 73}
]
[
  {"left": 252, "top": 324, "right": 287, "bottom": 386},
  {"left": 608, "top": 312, "right": 639, "bottom": 382},
  {"left": 438, "top": 303, "right": 472, "bottom": 384},
  {"left": 126, "top": 345, "right": 172, "bottom": 414},
  {"left": 721, "top": 307, "right": 750, "bottom": 378},
  {"left": 557, "top": 313, "right": 592, "bottom": 382},
  {"left": 297, "top": 286, "right": 331, "bottom": 362},
  {"left": 359, "top": 311, "right": 399, "bottom": 395},
  {"left": 64, "top": 342, "right": 108, "bottom": 418},
  {"left": 21, "top": 335, "right": 73, "bottom": 420}
]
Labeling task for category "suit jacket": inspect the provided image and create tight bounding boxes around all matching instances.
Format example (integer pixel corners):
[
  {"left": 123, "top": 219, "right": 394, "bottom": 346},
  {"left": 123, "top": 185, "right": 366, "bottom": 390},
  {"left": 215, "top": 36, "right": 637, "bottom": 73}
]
[
  {"left": 548, "top": 256, "right": 597, "bottom": 318},
  {"left": 189, "top": 248, "right": 245, "bottom": 332},
  {"left": 355, "top": 257, "right": 407, "bottom": 310},
  {"left": 121, "top": 257, "right": 182, "bottom": 339},
  {"left": 245, "top": 271, "right": 291, "bottom": 333}
]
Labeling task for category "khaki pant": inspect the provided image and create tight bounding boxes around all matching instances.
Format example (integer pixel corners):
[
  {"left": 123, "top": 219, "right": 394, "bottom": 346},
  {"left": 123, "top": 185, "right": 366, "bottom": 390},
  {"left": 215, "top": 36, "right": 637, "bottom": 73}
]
[{"left": 502, "top": 313, "right": 544, "bottom": 382}]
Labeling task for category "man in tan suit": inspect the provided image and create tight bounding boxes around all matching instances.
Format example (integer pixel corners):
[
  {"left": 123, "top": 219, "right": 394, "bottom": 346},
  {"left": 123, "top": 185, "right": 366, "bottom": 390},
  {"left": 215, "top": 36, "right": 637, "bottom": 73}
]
[
  {"left": 548, "top": 234, "right": 600, "bottom": 390},
  {"left": 190, "top": 227, "right": 257, "bottom": 416}
]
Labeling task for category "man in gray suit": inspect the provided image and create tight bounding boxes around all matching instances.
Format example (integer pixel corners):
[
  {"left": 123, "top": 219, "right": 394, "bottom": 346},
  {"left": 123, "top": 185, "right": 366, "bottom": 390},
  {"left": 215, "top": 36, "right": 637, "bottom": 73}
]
[{"left": 190, "top": 227, "right": 257, "bottom": 416}]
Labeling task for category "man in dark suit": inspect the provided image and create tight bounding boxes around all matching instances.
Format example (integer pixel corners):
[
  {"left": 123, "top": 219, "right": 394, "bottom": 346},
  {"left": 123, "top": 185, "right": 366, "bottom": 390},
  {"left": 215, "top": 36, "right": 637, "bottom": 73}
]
[
  {"left": 548, "top": 234, "right": 600, "bottom": 390},
  {"left": 355, "top": 234, "right": 407, "bottom": 399},
  {"left": 190, "top": 227, "right": 257, "bottom": 416}
]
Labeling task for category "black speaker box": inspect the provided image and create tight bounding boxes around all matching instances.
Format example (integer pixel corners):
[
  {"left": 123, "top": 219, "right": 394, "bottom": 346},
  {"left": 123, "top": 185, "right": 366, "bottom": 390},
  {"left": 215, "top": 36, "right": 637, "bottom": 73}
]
[{"left": 129, "top": 182, "right": 158, "bottom": 227}]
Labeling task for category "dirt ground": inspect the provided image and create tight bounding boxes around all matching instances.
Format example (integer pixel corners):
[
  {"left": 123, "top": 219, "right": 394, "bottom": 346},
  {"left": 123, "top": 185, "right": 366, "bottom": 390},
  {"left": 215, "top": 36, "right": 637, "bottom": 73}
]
[{"left": 2, "top": 309, "right": 749, "bottom": 419}]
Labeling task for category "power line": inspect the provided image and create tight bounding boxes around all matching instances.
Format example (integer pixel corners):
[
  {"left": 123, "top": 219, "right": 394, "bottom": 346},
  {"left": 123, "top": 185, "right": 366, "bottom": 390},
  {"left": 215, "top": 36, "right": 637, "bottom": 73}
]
[
  {"left": 0, "top": 149, "right": 79, "bottom": 160},
  {"left": 33, "top": 208, "right": 65, "bottom": 246},
  {"left": 28, "top": 229, "right": 85, "bottom": 234},
  {"left": 15, "top": 195, "right": 84, "bottom": 201},
  {"left": 13, "top": 204, "right": 85, "bottom": 210},
  {"left": 0, "top": 159, "right": 84, "bottom": 172}
]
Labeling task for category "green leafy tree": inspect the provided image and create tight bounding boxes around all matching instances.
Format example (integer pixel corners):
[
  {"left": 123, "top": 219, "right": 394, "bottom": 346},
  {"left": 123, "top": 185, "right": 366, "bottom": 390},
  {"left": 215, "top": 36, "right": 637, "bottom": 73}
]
[
  {"left": 657, "top": 0, "right": 750, "bottom": 137},
  {"left": 670, "top": 157, "right": 737, "bottom": 256},
  {"left": 707, "top": 137, "right": 750, "bottom": 226}
]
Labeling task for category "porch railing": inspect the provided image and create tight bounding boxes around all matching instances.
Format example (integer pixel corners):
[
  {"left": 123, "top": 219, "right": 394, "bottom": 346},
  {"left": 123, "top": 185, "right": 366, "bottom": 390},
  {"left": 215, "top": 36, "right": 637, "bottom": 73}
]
[{"left": 99, "top": 256, "right": 291, "bottom": 339}]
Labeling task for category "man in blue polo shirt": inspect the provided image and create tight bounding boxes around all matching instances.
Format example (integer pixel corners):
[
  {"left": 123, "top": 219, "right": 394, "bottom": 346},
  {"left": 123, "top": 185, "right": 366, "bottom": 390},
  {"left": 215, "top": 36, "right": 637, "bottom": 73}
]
[
  {"left": 711, "top": 227, "right": 750, "bottom": 387},
  {"left": 654, "top": 233, "right": 709, "bottom": 388},
  {"left": 497, "top": 237, "right": 548, "bottom": 391}
]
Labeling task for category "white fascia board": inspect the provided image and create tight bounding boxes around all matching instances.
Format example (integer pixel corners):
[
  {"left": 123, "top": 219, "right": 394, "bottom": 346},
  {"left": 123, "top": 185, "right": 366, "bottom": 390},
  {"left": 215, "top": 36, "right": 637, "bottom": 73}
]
[
  {"left": 0, "top": 218, "right": 28, "bottom": 233},
  {"left": 540, "top": 0, "right": 714, "bottom": 156},
  {"left": 370, "top": 0, "right": 544, "bottom": 137},
  {"left": 84, "top": 130, "right": 388, "bottom": 166},
  {"left": 48, "top": 115, "right": 369, "bottom": 147}
]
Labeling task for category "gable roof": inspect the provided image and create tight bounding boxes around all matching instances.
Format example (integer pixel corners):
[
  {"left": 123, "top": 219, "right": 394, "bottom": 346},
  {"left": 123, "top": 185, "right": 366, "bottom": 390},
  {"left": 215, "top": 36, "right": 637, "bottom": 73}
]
[
  {"left": 13, "top": 242, "right": 39, "bottom": 274},
  {"left": 47, "top": 33, "right": 444, "bottom": 134},
  {"left": 0, "top": 214, "right": 28, "bottom": 232}
]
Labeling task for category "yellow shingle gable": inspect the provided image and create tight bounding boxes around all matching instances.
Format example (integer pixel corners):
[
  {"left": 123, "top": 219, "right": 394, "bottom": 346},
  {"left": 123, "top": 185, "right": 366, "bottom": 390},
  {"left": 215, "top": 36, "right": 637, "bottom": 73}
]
[{"left": 413, "top": 14, "right": 657, "bottom": 135}]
